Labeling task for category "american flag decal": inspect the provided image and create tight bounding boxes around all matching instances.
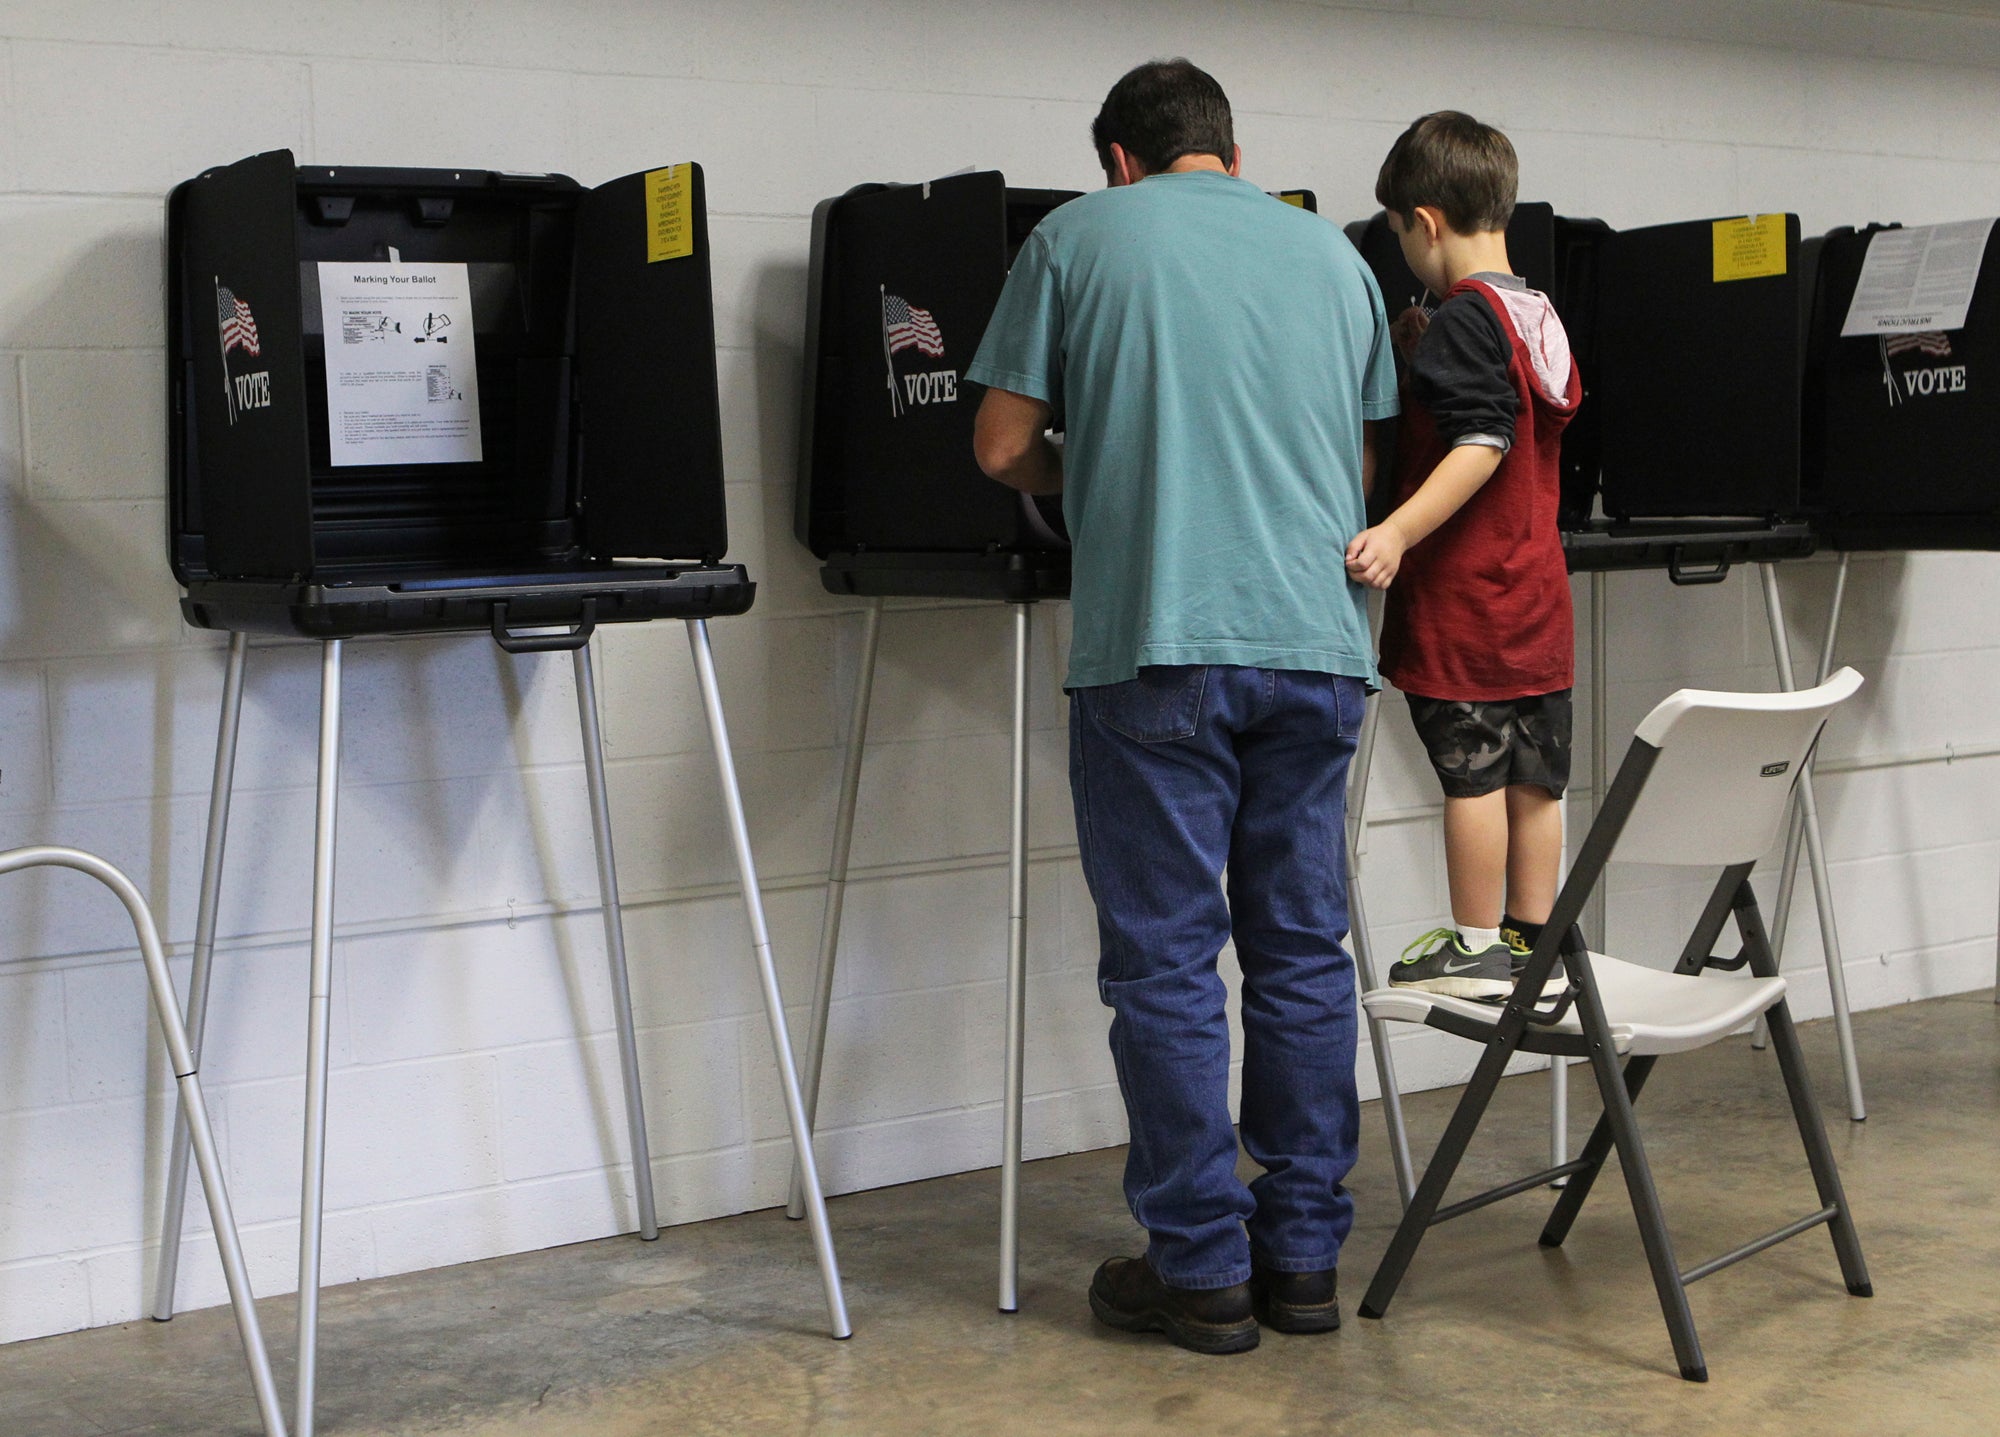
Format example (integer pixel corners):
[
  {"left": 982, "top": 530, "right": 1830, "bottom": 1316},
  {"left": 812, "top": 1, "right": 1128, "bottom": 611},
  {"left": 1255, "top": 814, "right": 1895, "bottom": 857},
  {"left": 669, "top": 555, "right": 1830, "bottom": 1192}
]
[
  {"left": 1884, "top": 330, "right": 1951, "bottom": 358},
  {"left": 883, "top": 293, "right": 945, "bottom": 358},
  {"left": 216, "top": 286, "right": 261, "bottom": 358}
]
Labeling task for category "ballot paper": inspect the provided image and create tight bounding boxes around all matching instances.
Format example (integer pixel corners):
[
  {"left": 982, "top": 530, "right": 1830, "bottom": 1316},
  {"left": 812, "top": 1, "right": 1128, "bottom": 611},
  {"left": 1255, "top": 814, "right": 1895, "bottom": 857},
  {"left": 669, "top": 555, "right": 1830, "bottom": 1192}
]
[
  {"left": 317, "top": 261, "right": 483, "bottom": 466},
  {"left": 1840, "top": 219, "right": 1997, "bottom": 337}
]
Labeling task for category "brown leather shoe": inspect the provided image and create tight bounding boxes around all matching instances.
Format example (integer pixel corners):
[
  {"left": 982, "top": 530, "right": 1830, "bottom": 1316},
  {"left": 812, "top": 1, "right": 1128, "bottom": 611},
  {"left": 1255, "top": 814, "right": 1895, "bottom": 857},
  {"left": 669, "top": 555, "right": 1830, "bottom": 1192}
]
[
  {"left": 1088, "top": 1256, "right": 1259, "bottom": 1355},
  {"left": 1249, "top": 1264, "right": 1340, "bottom": 1333}
]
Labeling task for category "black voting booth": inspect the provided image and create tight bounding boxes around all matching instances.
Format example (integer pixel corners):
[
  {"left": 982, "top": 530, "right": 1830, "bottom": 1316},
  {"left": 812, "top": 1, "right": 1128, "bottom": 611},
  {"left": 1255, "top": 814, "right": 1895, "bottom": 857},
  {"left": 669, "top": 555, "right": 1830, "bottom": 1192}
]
[
  {"left": 1805, "top": 220, "right": 2000, "bottom": 551},
  {"left": 797, "top": 170, "right": 1080, "bottom": 601},
  {"left": 169, "top": 149, "right": 751, "bottom": 643},
  {"left": 157, "top": 151, "right": 850, "bottom": 1437}
]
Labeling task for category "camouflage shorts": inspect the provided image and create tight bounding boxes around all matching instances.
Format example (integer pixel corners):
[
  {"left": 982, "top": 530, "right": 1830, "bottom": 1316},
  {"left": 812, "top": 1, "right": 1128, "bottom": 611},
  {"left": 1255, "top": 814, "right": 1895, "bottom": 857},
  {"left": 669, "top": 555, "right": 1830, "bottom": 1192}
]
[{"left": 1406, "top": 690, "right": 1572, "bottom": 799}]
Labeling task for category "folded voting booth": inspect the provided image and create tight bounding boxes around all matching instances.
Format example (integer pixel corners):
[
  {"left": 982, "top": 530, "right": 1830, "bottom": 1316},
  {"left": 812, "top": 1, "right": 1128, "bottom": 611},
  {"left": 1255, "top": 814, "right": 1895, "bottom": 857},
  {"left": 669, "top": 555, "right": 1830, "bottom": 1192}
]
[
  {"left": 797, "top": 170, "right": 1080, "bottom": 601},
  {"left": 1806, "top": 218, "right": 2000, "bottom": 551},
  {"left": 160, "top": 150, "right": 848, "bottom": 1437}
]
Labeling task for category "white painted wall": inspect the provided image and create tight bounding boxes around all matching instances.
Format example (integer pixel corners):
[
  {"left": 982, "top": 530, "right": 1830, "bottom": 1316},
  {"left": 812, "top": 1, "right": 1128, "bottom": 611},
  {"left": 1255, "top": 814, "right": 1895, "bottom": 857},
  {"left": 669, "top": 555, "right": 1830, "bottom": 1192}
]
[{"left": 2, "top": 0, "right": 1998, "bottom": 1345}]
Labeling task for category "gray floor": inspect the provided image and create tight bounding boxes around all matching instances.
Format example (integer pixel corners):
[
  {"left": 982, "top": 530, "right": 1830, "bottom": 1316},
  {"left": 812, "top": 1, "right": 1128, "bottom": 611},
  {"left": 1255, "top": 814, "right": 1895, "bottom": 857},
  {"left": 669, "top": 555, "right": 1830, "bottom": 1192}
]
[{"left": 5, "top": 989, "right": 1996, "bottom": 1437}]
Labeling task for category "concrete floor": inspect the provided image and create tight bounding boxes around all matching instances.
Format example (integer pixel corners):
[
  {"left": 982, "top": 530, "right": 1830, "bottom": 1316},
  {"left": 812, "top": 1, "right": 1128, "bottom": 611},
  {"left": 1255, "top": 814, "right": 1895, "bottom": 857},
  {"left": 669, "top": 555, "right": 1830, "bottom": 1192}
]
[{"left": 5, "top": 989, "right": 1996, "bottom": 1437}]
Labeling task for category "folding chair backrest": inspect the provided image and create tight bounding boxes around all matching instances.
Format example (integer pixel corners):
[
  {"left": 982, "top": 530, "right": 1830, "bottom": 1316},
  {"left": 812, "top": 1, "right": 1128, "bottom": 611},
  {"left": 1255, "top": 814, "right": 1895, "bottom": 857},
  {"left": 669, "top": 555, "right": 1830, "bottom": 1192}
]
[{"left": 1609, "top": 667, "right": 1863, "bottom": 868}]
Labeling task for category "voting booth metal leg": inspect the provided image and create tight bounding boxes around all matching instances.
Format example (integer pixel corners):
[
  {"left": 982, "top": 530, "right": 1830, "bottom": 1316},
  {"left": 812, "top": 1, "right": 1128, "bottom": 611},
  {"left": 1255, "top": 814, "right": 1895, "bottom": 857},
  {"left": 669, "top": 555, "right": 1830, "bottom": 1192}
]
[
  {"left": 1345, "top": 687, "right": 1415, "bottom": 1207},
  {"left": 154, "top": 630, "right": 249, "bottom": 1322},
  {"left": 295, "top": 639, "right": 343, "bottom": 1437},
  {"left": 999, "top": 603, "right": 1032, "bottom": 1314},
  {"left": 1759, "top": 565, "right": 1866, "bottom": 1123},
  {"left": 685, "top": 619, "right": 851, "bottom": 1339},
  {"left": 788, "top": 599, "right": 885, "bottom": 1223},
  {"left": 2, "top": 847, "right": 287, "bottom": 1437},
  {"left": 572, "top": 641, "right": 659, "bottom": 1241}
]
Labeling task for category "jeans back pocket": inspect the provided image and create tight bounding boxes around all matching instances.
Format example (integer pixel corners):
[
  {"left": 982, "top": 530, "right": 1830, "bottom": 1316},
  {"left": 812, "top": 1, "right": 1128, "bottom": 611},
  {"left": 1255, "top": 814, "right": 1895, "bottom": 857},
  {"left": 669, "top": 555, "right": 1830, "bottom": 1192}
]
[{"left": 1084, "top": 665, "right": 1209, "bottom": 743}]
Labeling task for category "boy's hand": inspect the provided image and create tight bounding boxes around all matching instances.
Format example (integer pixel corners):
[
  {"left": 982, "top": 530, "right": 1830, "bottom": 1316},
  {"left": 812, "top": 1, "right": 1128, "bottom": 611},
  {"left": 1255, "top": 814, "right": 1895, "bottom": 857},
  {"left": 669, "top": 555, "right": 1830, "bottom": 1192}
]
[
  {"left": 1345, "top": 523, "right": 1406, "bottom": 589},
  {"left": 1390, "top": 305, "right": 1430, "bottom": 362}
]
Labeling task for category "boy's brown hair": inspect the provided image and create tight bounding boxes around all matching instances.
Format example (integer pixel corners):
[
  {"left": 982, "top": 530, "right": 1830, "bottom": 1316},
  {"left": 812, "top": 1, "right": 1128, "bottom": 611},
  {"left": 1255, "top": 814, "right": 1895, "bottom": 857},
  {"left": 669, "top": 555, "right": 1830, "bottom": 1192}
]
[{"left": 1374, "top": 111, "right": 1517, "bottom": 234}]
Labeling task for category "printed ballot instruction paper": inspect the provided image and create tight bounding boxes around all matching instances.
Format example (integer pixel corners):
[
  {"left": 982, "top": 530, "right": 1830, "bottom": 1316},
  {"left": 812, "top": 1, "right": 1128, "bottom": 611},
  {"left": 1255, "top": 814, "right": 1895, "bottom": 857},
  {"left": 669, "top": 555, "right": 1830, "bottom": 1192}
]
[
  {"left": 1840, "top": 219, "right": 1997, "bottom": 336},
  {"left": 317, "top": 260, "right": 483, "bottom": 466}
]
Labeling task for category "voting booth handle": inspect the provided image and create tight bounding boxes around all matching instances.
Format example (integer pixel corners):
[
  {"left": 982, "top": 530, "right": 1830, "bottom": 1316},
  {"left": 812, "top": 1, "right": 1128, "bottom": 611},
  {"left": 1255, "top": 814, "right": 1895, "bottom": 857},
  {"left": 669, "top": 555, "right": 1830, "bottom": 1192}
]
[
  {"left": 1666, "top": 550, "right": 1731, "bottom": 586},
  {"left": 490, "top": 598, "right": 598, "bottom": 652}
]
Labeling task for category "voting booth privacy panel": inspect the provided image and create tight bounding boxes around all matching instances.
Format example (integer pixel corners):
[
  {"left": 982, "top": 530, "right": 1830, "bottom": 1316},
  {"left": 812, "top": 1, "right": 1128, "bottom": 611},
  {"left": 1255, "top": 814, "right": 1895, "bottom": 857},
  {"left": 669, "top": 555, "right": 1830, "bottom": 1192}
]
[
  {"left": 1806, "top": 219, "right": 2000, "bottom": 551},
  {"left": 169, "top": 149, "right": 749, "bottom": 640},
  {"left": 797, "top": 170, "right": 1079, "bottom": 602}
]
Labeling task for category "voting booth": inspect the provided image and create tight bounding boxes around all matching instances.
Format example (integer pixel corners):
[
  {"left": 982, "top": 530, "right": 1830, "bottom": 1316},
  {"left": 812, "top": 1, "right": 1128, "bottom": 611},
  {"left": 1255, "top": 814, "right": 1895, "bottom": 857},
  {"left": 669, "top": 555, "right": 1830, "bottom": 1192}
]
[
  {"left": 170, "top": 149, "right": 750, "bottom": 641},
  {"left": 158, "top": 150, "right": 850, "bottom": 1437},
  {"left": 796, "top": 170, "right": 1080, "bottom": 601},
  {"left": 1805, "top": 219, "right": 2000, "bottom": 550}
]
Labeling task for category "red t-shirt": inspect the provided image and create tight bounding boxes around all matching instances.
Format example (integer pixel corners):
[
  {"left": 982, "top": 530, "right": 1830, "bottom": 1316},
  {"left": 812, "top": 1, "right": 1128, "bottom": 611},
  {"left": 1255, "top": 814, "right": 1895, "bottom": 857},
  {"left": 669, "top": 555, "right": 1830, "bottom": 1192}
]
[{"left": 1378, "top": 278, "right": 1581, "bottom": 701}]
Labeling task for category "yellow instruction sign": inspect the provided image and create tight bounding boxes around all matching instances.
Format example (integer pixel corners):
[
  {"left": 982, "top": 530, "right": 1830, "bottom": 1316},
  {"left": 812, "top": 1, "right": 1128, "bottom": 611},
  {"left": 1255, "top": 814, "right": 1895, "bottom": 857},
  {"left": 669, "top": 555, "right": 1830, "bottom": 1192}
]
[
  {"left": 645, "top": 164, "right": 693, "bottom": 263},
  {"left": 1278, "top": 191, "right": 1307, "bottom": 208},
  {"left": 1712, "top": 215, "right": 1786, "bottom": 282}
]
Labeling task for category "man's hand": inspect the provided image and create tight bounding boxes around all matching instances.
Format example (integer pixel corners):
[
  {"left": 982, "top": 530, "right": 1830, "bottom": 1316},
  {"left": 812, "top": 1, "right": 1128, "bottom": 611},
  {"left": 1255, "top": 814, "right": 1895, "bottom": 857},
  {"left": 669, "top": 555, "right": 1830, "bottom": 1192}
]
[
  {"left": 1389, "top": 305, "right": 1430, "bottom": 363},
  {"left": 1345, "top": 522, "right": 1407, "bottom": 589}
]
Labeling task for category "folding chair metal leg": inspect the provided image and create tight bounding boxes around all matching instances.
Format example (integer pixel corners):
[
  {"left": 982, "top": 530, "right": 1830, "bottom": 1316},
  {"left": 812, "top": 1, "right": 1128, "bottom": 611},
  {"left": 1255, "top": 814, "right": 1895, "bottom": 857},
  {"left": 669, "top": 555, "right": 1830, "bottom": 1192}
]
[
  {"left": 2, "top": 847, "right": 288, "bottom": 1437},
  {"left": 155, "top": 629, "right": 249, "bottom": 1322},
  {"left": 789, "top": 599, "right": 883, "bottom": 1222},
  {"left": 1580, "top": 1013, "right": 1706, "bottom": 1381},
  {"left": 1732, "top": 890, "right": 1872, "bottom": 1296},
  {"left": 998, "top": 602, "right": 1031, "bottom": 1313},
  {"left": 685, "top": 619, "right": 852, "bottom": 1339},
  {"left": 1345, "top": 686, "right": 1415, "bottom": 1207},
  {"left": 1539, "top": 1055, "right": 1657, "bottom": 1248},
  {"left": 1358, "top": 1030, "right": 1525, "bottom": 1320},
  {"left": 296, "top": 639, "right": 343, "bottom": 1437},
  {"left": 572, "top": 640, "right": 658, "bottom": 1242}
]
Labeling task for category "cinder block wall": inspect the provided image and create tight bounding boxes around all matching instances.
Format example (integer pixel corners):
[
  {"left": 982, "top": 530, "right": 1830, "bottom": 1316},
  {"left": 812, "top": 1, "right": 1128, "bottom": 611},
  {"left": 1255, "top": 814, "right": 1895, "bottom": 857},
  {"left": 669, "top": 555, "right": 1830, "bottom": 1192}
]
[{"left": 3, "top": 0, "right": 1997, "bottom": 1344}]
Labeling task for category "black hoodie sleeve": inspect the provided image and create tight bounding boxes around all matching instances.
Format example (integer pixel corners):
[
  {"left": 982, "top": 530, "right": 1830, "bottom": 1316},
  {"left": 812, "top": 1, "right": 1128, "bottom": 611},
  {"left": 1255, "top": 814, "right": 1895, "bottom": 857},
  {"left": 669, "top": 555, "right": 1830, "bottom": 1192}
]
[{"left": 1408, "top": 292, "right": 1516, "bottom": 451}]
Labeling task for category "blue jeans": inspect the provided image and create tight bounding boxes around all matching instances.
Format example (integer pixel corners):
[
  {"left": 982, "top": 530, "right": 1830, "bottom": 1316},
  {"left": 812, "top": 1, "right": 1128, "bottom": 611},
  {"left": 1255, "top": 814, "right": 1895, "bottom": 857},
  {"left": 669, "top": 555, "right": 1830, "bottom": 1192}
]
[{"left": 1070, "top": 664, "right": 1364, "bottom": 1289}]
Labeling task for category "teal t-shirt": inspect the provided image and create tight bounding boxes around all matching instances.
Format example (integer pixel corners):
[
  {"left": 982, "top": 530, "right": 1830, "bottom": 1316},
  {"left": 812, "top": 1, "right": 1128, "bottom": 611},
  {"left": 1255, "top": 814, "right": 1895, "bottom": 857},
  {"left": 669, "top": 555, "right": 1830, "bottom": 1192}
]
[{"left": 966, "top": 170, "right": 1398, "bottom": 689}]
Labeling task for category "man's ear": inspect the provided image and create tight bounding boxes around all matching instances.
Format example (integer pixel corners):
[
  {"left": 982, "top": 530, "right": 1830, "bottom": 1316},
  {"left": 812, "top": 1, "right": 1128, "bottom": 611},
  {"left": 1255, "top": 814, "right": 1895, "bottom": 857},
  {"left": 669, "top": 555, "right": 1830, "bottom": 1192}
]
[
  {"left": 1107, "top": 142, "right": 1144, "bottom": 187},
  {"left": 1226, "top": 144, "right": 1242, "bottom": 177},
  {"left": 1414, "top": 205, "right": 1445, "bottom": 247}
]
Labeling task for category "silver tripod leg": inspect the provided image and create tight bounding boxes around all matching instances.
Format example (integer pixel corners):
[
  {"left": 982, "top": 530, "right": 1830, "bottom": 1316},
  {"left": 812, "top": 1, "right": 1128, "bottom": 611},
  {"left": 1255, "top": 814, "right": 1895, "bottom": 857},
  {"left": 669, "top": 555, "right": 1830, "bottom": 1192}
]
[
  {"left": 154, "top": 630, "right": 249, "bottom": 1321},
  {"left": 1760, "top": 564, "right": 1865, "bottom": 1121},
  {"left": 572, "top": 640, "right": 658, "bottom": 1241},
  {"left": 0, "top": 847, "right": 287, "bottom": 1437},
  {"left": 1759, "top": 554, "right": 1850, "bottom": 1051},
  {"left": 1345, "top": 688, "right": 1414, "bottom": 1206},
  {"left": 685, "top": 619, "right": 851, "bottom": 1338},
  {"left": 788, "top": 599, "right": 884, "bottom": 1221},
  {"left": 297, "top": 639, "right": 343, "bottom": 1437},
  {"left": 998, "top": 603, "right": 1031, "bottom": 1313}
]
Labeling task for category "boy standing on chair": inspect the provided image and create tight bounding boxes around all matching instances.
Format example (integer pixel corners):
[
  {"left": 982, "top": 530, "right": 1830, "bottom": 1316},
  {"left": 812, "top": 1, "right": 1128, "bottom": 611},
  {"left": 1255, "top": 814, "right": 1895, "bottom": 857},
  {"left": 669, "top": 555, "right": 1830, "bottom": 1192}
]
[{"left": 1345, "top": 112, "right": 1582, "bottom": 1000}]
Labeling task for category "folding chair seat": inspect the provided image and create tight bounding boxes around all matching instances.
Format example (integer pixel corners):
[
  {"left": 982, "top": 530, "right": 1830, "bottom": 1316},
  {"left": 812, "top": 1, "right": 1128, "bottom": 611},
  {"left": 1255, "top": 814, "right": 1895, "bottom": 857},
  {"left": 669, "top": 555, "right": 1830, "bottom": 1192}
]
[{"left": 1357, "top": 669, "right": 1873, "bottom": 1382}]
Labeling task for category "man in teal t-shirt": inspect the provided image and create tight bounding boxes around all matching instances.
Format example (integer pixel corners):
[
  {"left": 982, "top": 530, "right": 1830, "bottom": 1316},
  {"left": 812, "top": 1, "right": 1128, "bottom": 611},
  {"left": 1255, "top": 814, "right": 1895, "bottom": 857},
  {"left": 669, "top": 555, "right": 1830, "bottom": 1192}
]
[{"left": 969, "top": 58, "right": 1397, "bottom": 1355}]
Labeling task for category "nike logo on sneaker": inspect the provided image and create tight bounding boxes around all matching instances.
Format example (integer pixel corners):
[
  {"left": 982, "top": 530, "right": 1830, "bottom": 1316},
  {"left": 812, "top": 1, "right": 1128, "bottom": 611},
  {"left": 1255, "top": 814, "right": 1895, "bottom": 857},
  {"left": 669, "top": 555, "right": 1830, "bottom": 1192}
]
[{"left": 1441, "top": 958, "right": 1487, "bottom": 974}]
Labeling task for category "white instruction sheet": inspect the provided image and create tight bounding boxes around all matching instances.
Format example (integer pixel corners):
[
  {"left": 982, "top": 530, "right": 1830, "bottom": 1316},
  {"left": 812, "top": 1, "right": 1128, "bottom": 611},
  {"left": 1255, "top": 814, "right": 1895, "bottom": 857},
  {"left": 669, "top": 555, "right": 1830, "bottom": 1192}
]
[
  {"left": 317, "top": 260, "right": 483, "bottom": 466},
  {"left": 1840, "top": 218, "right": 1996, "bottom": 336}
]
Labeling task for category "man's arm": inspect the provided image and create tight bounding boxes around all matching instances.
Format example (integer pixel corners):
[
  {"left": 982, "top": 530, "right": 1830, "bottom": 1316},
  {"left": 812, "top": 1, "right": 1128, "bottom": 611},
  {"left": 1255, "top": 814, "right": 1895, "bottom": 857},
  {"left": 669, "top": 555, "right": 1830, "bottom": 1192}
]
[
  {"left": 1343, "top": 443, "right": 1503, "bottom": 589},
  {"left": 973, "top": 387, "right": 1063, "bottom": 495}
]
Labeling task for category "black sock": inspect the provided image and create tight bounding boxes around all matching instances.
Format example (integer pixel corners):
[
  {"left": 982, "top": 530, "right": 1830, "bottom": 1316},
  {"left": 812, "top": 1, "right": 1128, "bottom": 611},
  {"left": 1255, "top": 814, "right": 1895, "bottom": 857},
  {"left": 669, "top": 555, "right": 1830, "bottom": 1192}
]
[{"left": 1503, "top": 913, "right": 1545, "bottom": 950}]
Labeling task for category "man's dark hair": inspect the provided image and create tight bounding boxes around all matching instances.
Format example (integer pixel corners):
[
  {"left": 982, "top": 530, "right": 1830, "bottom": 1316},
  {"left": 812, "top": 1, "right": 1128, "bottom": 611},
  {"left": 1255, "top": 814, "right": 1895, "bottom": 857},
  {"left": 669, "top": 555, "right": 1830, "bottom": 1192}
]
[
  {"left": 1374, "top": 111, "right": 1517, "bottom": 233},
  {"left": 1090, "top": 59, "right": 1234, "bottom": 175}
]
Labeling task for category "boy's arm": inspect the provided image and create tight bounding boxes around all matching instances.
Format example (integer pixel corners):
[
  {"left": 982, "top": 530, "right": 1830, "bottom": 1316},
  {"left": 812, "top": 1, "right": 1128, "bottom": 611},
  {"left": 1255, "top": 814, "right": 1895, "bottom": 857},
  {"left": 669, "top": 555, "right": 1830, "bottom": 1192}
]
[{"left": 1345, "top": 444, "right": 1502, "bottom": 588}]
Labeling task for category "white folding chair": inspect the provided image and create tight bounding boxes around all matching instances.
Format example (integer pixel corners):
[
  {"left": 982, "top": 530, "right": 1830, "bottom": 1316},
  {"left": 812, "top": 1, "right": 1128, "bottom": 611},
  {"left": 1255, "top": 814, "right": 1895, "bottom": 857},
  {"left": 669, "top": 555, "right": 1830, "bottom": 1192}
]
[{"left": 1356, "top": 669, "right": 1873, "bottom": 1381}]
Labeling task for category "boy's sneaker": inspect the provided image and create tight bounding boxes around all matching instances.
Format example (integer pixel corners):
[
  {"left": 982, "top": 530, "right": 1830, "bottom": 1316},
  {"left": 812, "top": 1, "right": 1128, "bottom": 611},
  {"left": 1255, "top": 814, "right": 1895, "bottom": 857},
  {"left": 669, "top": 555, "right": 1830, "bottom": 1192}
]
[
  {"left": 1388, "top": 928, "right": 1515, "bottom": 1001},
  {"left": 1501, "top": 923, "right": 1568, "bottom": 990}
]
